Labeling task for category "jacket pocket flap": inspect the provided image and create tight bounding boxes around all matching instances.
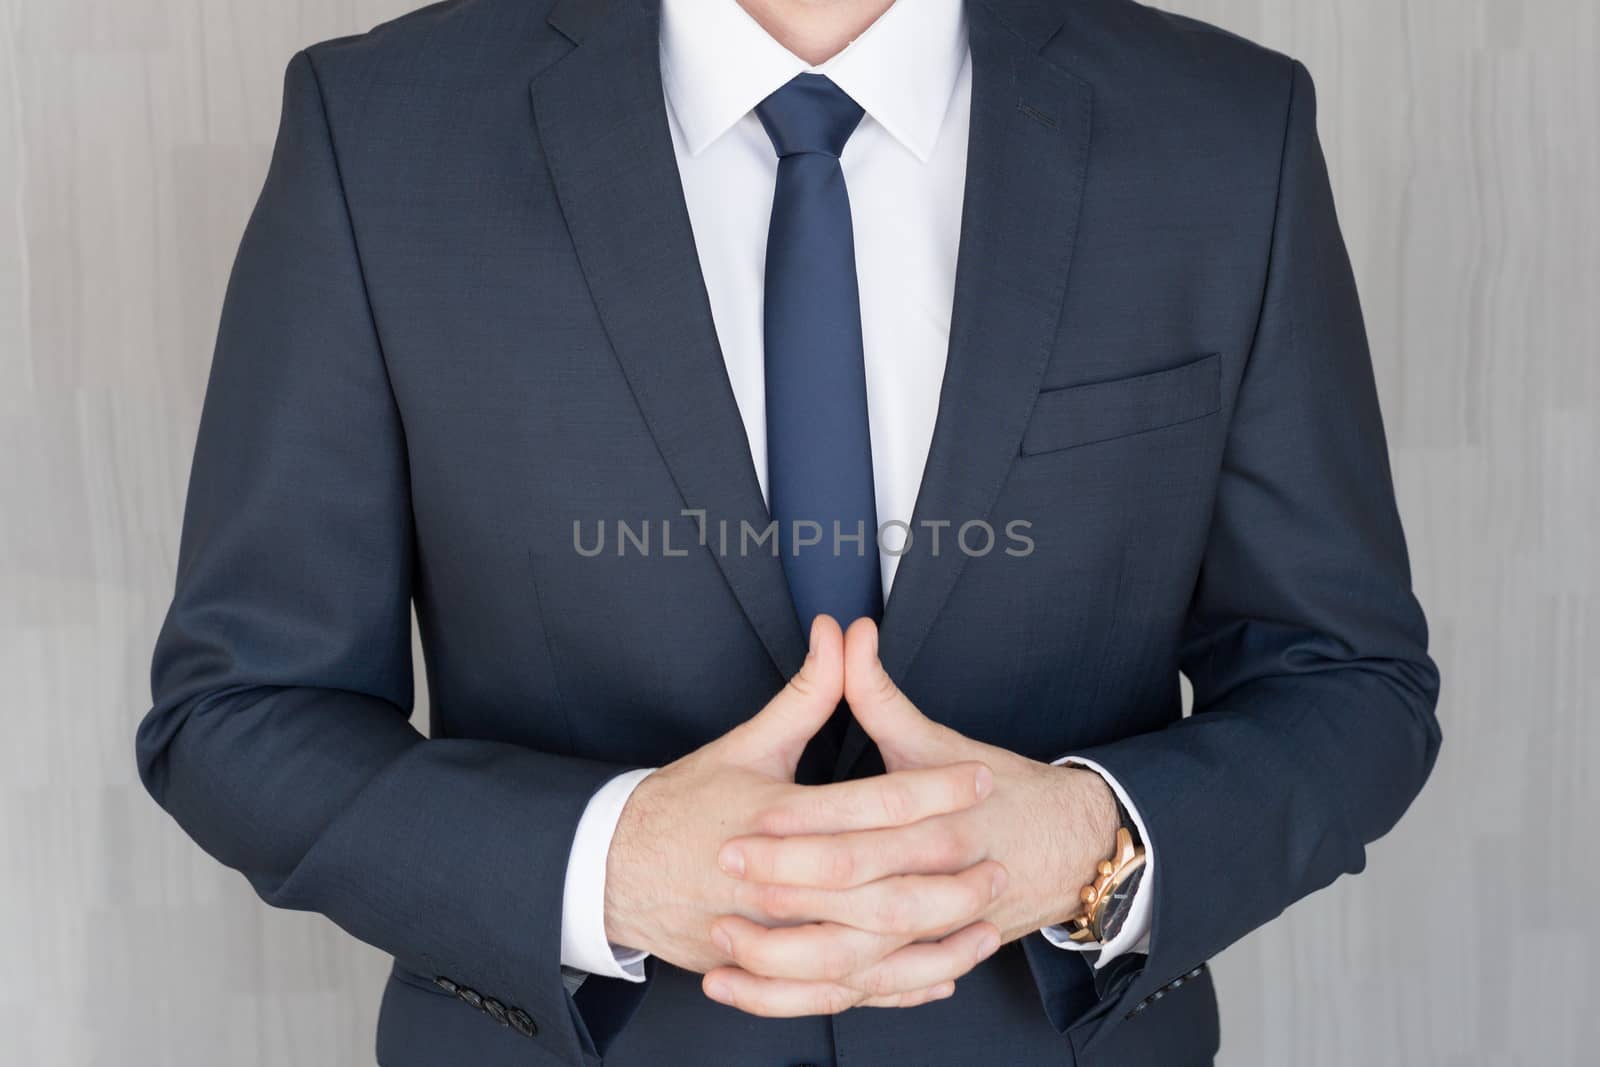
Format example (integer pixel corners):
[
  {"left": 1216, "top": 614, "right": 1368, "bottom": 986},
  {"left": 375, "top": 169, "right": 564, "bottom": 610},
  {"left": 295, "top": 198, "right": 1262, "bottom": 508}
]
[{"left": 1021, "top": 353, "right": 1222, "bottom": 456}]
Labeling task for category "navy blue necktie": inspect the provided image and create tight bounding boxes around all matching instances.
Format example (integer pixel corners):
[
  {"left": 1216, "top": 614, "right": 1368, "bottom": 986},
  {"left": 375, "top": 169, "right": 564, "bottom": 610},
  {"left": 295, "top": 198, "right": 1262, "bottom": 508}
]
[{"left": 757, "top": 74, "right": 883, "bottom": 636}]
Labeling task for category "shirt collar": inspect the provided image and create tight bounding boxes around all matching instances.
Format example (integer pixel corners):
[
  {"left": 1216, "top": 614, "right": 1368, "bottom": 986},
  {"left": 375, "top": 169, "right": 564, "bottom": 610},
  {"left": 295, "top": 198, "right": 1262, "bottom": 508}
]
[{"left": 660, "top": 0, "right": 968, "bottom": 163}]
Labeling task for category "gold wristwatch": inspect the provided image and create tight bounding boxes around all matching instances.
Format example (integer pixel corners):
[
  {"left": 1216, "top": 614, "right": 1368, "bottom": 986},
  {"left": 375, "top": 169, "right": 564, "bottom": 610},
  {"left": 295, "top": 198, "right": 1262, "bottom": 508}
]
[{"left": 1063, "top": 797, "right": 1146, "bottom": 944}]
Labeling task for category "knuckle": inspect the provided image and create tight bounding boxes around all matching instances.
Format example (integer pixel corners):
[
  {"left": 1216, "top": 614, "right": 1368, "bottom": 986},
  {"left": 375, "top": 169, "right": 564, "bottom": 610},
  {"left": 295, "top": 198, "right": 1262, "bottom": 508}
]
[
  {"left": 819, "top": 939, "right": 858, "bottom": 982},
  {"left": 716, "top": 983, "right": 741, "bottom": 1013},
  {"left": 857, "top": 965, "right": 898, "bottom": 998},
  {"left": 872, "top": 892, "right": 914, "bottom": 935},
  {"left": 737, "top": 842, "right": 771, "bottom": 881},
  {"left": 821, "top": 986, "right": 856, "bottom": 1015},
  {"left": 786, "top": 669, "right": 817, "bottom": 700},
  {"left": 957, "top": 879, "right": 988, "bottom": 917},
  {"left": 930, "top": 825, "right": 967, "bottom": 867},
  {"left": 878, "top": 781, "right": 913, "bottom": 825},
  {"left": 754, "top": 802, "right": 797, "bottom": 836},
  {"left": 756, "top": 883, "right": 799, "bottom": 921},
  {"left": 822, "top": 845, "right": 857, "bottom": 887},
  {"left": 731, "top": 878, "right": 767, "bottom": 918},
  {"left": 747, "top": 941, "right": 786, "bottom": 976}
]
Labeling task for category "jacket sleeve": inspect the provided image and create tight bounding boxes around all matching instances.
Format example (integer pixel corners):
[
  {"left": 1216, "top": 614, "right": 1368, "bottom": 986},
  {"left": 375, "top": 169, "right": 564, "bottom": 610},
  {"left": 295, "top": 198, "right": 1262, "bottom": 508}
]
[
  {"left": 135, "top": 51, "right": 644, "bottom": 1064},
  {"left": 1058, "top": 59, "right": 1442, "bottom": 1052}
]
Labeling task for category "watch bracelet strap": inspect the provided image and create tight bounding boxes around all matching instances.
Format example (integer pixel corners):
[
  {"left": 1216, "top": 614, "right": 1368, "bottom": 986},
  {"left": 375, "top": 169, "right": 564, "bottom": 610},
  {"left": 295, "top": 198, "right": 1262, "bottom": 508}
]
[
  {"left": 1063, "top": 788, "right": 1144, "bottom": 945},
  {"left": 1113, "top": 791, "right": 1140, "bottom": 848},
  {"left": 1091, "top": 793, "right": 1145, "bottom": 945}
]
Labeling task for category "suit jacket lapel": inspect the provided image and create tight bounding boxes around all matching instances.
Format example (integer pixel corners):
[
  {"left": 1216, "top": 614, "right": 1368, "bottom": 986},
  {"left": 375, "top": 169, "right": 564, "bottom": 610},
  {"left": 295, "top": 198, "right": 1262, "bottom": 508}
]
[
  {"left": 532, "top": 0, "right": 808, "bottom": 679},
  {"left": 834, "top": 0, "right": 1094, "bottom": 779}
]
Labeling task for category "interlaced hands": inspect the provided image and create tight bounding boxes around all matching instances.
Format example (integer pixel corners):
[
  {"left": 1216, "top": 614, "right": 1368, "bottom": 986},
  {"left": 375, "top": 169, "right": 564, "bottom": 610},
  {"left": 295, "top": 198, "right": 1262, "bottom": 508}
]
[{"left": 603, "top": 616, "right": 1117, "bottom": 1018}]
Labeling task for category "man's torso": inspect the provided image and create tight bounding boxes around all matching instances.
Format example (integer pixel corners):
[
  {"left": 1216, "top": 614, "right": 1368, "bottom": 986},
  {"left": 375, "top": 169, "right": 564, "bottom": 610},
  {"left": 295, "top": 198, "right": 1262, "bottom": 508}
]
[{"left": 301, "top": 0, "right": 1293, "bottom": 1061}]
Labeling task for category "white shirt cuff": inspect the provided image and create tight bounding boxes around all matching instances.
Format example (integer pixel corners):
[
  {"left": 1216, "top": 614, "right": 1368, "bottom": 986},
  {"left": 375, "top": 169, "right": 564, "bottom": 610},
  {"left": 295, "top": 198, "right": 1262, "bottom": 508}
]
[
  {"left": 1039, "top": 756, "right": 1154, "bottom": 968},
  {"left": 559, "top": 767, "right": 657, "bottom": 982}
]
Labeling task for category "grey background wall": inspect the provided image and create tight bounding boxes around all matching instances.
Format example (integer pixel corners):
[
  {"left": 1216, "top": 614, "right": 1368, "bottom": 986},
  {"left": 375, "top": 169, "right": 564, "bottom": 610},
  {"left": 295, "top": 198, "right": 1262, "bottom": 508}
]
[{"left": 2, "top": 1, "right": 1595, "bottom": 1064}]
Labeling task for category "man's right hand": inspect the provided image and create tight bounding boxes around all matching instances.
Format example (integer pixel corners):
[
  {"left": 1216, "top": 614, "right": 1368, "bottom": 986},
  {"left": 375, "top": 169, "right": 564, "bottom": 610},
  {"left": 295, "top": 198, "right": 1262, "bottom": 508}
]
[{"left": 603, "top": 616, "right": 1007, "bottom": 1010}]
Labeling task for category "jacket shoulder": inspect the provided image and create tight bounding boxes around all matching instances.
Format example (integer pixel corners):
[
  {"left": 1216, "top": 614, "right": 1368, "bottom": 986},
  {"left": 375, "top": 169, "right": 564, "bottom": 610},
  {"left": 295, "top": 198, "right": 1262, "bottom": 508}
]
[
  {"left": 1035, "top": 0, "right": 1301, "bottom": 155},
  {"left": 1050, "top": 0, "right": 1296, "bottom": 108},
  {"left": 298, "top": 0, "right": 568, "bottom": 89}
]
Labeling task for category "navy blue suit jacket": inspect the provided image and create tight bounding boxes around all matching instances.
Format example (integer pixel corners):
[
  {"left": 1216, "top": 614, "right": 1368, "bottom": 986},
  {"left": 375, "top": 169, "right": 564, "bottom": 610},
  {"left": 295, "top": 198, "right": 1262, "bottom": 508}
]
[{"left": 136, "top": 0, "right": 1442, "bottom": 1063}]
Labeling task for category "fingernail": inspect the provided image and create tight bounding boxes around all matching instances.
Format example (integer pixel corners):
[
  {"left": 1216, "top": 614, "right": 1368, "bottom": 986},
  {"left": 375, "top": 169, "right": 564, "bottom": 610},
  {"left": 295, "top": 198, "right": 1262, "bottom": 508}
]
[
  {"left": 978, "top": 933, "right": 1000, "bottom": 958},
  {"left": 705, "top": 979, "right": 730, "bottom": 1002},
  {"left": 719, "top": 846, "right": 746, "bottom": 877},
  {"left": 935, "top": 982, "right": 956, "bottom": 999},
  {"left": 974, "top": 765, "right": 993, "bottom": 799},
  {"left": 711, "top": 925, "right": 732, "bottom": 956},
  {"left": 991, "top": 869, "right": 1008, "bottom": 899}
]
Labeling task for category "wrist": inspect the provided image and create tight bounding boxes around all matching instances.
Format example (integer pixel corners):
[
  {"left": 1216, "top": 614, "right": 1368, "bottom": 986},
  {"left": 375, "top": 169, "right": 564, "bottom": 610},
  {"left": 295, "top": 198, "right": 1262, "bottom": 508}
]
[
  {"left": 602, "top": 773, "right": 659, "bottom": 953},
  {"left": 1043, "top": 766, "right": 1120, "bottom": 928},
  {"left": 1081, "top": 770, "right": 1119, "bottom": 862}
]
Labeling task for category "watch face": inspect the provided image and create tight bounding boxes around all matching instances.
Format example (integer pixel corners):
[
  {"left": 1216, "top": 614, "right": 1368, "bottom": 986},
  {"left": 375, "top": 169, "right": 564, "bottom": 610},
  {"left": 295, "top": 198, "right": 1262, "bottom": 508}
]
[{"left": 1097, "top": 865, "right": 1145, "bottom": 942}]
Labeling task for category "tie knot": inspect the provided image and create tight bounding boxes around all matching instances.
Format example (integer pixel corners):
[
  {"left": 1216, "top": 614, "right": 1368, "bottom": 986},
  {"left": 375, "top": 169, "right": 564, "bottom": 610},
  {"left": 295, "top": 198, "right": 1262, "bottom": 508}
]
[{"left": 756, "top": 74, "right": 865, "bottom": 159}]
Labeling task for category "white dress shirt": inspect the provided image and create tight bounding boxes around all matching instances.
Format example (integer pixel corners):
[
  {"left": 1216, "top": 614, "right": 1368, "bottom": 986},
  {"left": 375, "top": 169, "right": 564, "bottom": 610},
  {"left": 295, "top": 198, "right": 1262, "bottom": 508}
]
[{"left": 560, "top": 0, "right": 1153, "bottom": 984}]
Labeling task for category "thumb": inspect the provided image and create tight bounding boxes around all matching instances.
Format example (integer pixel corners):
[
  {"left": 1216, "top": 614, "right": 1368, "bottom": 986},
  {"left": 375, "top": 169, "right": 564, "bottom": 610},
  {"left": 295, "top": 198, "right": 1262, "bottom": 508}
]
[
  {"left": 843, "top": 617, "right": 952, "bottom": 767},
  {"left": 725, "top": 615, "right": 844, "bottom": 774}
]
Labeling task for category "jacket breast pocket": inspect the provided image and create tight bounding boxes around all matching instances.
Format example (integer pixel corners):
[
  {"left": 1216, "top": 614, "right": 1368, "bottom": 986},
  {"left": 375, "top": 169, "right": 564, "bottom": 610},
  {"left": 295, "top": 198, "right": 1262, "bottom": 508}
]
[{"left": 1020, "top": 353, "right": 1222, "bottom": 456}]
